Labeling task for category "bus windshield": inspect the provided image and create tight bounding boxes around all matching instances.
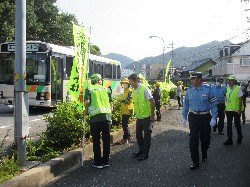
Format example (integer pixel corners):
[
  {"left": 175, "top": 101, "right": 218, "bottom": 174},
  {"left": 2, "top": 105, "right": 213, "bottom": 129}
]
[{"left": 0, "top": 53, "right": 49, "bottom": 85}]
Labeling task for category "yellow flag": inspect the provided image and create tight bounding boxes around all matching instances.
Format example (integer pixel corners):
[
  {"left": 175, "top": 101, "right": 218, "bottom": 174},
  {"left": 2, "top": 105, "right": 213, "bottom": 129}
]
[{"left": 68, "top": 24, "right": 89, "bottom": 112}]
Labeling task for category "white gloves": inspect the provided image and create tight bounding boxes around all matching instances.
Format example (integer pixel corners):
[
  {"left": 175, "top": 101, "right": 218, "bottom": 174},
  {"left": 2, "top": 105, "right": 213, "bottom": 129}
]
[
  {"left": 210, "top": 118, "right": 216, "bottom": 127},
  {"left": 183, "top": 119, "right": 187, "bottom": 128}
]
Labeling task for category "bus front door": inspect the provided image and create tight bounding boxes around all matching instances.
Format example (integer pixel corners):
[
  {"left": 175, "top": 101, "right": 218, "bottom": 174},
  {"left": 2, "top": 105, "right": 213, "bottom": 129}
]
[{"left": 51, "top": 57, "right": 63, "bottom": 104}]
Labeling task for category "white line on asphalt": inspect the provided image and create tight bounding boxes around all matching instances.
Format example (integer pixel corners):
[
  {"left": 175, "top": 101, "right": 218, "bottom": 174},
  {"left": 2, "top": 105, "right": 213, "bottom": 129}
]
[
  {"left": 0, "top": 126, "right": 8, "bottom": 129},
  {"left": 29, "top": 119, "right": 42, "bottom": 122}
]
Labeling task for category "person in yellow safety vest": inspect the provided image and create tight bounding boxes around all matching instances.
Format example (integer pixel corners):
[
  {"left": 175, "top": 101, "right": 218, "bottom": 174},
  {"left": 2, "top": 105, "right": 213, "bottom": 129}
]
[
  {"left": 128, "top": 74, "right": 155, "bottom": 161},
  {"left": 223, "top": 75, "right": 244, "bottom": 145},
  {"left": 180, "top": 81, "right": 185, "bottom": 106},
  {"left": 84, "top": 73, "right": 112, "bottom": 169},
  {"left": 117, "top": 78, "right": 134, "bottom": 144}
]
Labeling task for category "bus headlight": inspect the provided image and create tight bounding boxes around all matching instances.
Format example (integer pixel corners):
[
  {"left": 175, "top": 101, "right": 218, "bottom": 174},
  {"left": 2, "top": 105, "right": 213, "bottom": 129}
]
[{"left": 36, "top": 92, "right": 50, "bottom": 100}]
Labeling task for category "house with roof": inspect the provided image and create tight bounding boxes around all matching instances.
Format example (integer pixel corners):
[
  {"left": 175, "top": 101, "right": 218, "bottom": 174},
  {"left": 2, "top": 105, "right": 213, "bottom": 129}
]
[
  {"left": 210, "top": 40, "right": 250, "bottom": 83},
  {"left": 179, "top": 58, "right": 216, "bottom": 86}
]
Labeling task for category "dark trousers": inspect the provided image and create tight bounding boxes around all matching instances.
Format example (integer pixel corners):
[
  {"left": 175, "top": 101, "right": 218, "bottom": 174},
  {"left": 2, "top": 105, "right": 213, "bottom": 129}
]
[
  {"left": 155, "top": 103, "right": 161, "bottom": 121},
  {"left": 177, "top": 96, "right": 181, "bottom": 107},
  {"left": 136, "top": 117, "right": 152, "bottom": 155},
  {"left": 122, "top": 114, "right": 131, "bottom": 140},
  {"left": 188, "top": 112, "right": 211, "bottom": 164},
  {"left": 241, "top": 101, "right": 246, "bottom": 124},
  {"left": 90, "top": 121, "right": 111, "bottom": 163},
  {"left": 214, "top": 103, "right": 225, "bottom": 133},
  {"left": 226, "top": 111, "right": 242, "bottom": 141}
]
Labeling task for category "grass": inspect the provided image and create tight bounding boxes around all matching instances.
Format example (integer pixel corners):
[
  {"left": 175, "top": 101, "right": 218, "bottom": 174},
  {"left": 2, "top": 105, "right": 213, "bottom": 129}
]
[{"left": 0, "top": 155, "right": 20, "bottom": 184}]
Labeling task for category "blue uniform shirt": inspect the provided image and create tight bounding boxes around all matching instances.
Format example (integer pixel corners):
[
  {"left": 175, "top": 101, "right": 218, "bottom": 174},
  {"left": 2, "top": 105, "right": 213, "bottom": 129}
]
[
  {"left": 182, "top": 84, "right": 218, "bottom": 120},
  {"left": 211, "top": 85, "right": 227, "bottom": 103}
]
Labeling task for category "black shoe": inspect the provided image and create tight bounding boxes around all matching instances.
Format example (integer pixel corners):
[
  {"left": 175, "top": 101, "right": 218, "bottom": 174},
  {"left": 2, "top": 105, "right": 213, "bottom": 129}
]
[
  {"left": 223, "top": 140, "right": 233, "bottom": 145},
  {"left": 242, "top": 120, "right": 245, "bottom": 124},
  {"left": 218, "top": 132, "right": 224, "bottom": 135},
  {"left": 213, "top": 129, "right": 216, "bottom": 133},
  {"left": 132, "top": 152, "right": 142, "bottom": 158},
  {"left": 190, "top": 163, "right": 199, "bottom": 170},
  {"left": 91, "top": 162, "right": 104, "bottom": 169},
  {"left": 237, "top": 137, "right": 243, "bottom": 144},
  {"left": 137, "top": 154, "right": 148, "bottom": 161},
  {"left": 202, "top": 152, "right": 207, "bottom": 162}
]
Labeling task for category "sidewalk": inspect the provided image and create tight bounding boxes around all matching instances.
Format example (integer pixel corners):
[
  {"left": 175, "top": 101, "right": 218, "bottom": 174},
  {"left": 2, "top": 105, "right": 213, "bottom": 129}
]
[{"left": 0, "top": 101, "right": 177, "bottom": 187}]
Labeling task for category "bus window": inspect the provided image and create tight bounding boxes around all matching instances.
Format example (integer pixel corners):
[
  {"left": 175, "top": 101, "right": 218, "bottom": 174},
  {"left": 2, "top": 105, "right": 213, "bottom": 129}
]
[
  {"left": 117, "top": 65, "right": 121, "bottom": 79},
  {"left": 113, "top": 64, "right": 117, "bottom": 79},
  {"left": 104, "top": 63, "right": 112, "bottom": 79},
  {"left": 65, "top": 56, "right": 73, "bottom": 79},
  {"left": 88, "top": 59, "right": 93, "bottom": 77},
  {"left": 26, "top": 53, "right": 49, "bottom": 84},
  {"left": 93, "top": 61, "right": 103, "bottom": 76},
  {"left": 0, "top": 53, "right": 14, "bottom": 84}
]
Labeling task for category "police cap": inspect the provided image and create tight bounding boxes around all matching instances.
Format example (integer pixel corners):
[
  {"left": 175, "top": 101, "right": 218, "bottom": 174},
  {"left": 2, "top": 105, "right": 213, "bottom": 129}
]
[
  {"left": 190, "top": 72, "right": 202, "bottom": 79},
  {"left": 216, "top": 77, "right": 224, "bottom": 83}
]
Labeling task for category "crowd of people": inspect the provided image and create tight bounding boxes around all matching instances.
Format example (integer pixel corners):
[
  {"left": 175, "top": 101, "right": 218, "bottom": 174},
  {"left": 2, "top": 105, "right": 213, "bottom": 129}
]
[{"left": 83, "top": 72, "right": 248, "bottom": 170}]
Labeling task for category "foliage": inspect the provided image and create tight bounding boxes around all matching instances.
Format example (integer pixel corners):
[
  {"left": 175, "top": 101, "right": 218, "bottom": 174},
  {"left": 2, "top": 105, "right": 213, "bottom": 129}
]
[
  {"left": 26, "top": 102, "right": 88, "bottom": 161},
  {"left": 90, "top": 45, "right": 101, "bottom": 56},
  {"left": 0, "top": 155, "right": 20, "bottom": 184},
  {"left": 111, "top": 95, "right": 122, "bottom": 130}
]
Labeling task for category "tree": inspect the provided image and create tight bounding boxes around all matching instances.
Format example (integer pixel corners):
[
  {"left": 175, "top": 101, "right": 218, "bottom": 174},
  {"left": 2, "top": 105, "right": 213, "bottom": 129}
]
[
  {"left": 90, "top": 45, "right": 101, "bottom": 55},
  {"left": 0, "top": 0, "right": 101, "bottom": 55}
]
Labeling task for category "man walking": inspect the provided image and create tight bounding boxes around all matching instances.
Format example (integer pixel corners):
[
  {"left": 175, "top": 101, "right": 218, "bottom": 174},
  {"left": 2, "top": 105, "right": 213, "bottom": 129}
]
[
  {"left": 212, "top": 78, "right": 227, "bottom": 135},
  {"left": 223, "top": 75, "right": 243, "bottom": 145},
  {"left": 153, "top": 81, "right": 161, "bottom": 121},
  {"left": 182, "top": 72, "right": 218, "bottom": 170},
  {"left": 128, "top": 74, "right": 155, "bottom": 161},
  {"left": 84, "top": 74, "right": 112, "bottom": 169}
]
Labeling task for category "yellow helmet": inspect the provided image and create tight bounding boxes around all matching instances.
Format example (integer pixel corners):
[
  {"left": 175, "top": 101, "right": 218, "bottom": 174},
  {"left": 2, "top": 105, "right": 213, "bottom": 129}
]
[
  {"left": 155, "top": 82, "right": 161, "bottom": 87},
  {"left": 177, "top": 80, "right": 183, "bottom": 85},
  {"left": 121, "top": 78, "right": 129, "bottom": 84}
]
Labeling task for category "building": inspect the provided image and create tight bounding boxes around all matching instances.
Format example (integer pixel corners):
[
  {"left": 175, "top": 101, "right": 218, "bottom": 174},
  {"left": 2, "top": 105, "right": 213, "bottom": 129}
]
[
  {"left": 210, "top": 40, "right": 250, "bottom": 83},
  {"left": 180, "top": 58, "right": 216, "bottom": 86}
]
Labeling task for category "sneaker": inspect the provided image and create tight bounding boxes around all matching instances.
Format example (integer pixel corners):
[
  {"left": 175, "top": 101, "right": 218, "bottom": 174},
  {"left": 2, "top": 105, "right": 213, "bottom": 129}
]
[
  {"left": 223, "top": 140, "right": 233, "bottom": 145},
  {"left": 103, "top": 161, "right": 109, "bottom": 168},
  {"left": 218, "top": 132, "right": 224, "bottom": 135},
  {"left": 91, "top": 162, "right": 104, "bottom": 169}
]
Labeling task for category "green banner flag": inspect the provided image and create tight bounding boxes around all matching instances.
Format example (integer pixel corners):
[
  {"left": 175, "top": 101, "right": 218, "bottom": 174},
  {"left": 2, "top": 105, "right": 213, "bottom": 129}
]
[
  {"left": 165, "top": 60, "right": 171, "bottom": 83},
  {"left": 68, "top": 24, "right": 89, "bottom": 112}
]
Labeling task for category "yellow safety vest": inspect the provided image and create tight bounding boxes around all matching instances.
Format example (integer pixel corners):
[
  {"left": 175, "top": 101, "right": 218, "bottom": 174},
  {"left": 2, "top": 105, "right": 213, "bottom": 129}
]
[
  {"left": 88, "top": 84, "right": 111, "bottom": 117},
  {"left": 120, "top": 88, "right": 134, "bottom": 115},
  {"left": 132, "top": 85, "right": 151, "bottom": 119},
  {"left": 225, "top": 85, "right": 244, "bottom": 111}
]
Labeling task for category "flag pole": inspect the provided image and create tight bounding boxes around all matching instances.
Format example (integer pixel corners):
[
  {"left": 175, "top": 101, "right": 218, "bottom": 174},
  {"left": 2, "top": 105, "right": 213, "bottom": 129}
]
[{"left": 82, "top": 25, "right": 91, "bottom": 167}]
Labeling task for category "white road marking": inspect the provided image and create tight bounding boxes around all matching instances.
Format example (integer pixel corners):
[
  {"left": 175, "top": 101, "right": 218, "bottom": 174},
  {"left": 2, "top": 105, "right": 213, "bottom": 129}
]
[{"left": 0, "top": 126, "right": 8, "bottom": 129}]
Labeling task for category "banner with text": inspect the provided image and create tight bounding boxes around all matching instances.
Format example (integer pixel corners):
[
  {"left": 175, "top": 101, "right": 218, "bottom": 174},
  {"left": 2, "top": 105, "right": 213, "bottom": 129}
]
[{"left": 68, "top": 24, "right": 89, "bottom": 112}]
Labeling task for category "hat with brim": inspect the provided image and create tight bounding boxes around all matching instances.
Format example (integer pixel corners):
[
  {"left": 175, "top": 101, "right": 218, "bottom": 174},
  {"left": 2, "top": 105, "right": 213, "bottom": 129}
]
[
  {"left": 190, "top": 72, "right": 202, "bottom": 79},
  {"left": 227, "top": 75, "right": 236, "bottom": 81}
]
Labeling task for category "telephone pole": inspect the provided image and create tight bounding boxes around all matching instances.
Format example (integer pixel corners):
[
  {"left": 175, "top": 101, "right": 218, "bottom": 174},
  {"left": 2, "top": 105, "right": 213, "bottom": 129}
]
[
  {"left": 14, "top": 0, "right": 29, "bottom": 166},
  {"left": 167, "top": 41, "right": 175, "bottom": 68}
]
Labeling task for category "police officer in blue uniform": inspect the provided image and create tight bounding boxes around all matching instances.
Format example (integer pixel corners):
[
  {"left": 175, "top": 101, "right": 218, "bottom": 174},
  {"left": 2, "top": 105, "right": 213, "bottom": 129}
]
[
  {"left": 182, "top": 72, "right": 218, "bottom": 170},
  {"left": 212, "top": 78, "right": 227, "bottom": 134}
]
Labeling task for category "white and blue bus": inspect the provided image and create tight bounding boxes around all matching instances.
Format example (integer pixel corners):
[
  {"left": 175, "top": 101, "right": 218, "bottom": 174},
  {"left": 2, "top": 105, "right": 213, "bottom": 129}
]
[{"left": 0, "top": 41, "right": 122, "bottom": 107}]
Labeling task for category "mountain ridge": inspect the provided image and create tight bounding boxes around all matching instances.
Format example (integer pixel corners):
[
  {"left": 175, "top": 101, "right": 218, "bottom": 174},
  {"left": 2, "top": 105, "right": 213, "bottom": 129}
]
[{"left": 103, "top": 40, "right": 233, "bottom": 70}]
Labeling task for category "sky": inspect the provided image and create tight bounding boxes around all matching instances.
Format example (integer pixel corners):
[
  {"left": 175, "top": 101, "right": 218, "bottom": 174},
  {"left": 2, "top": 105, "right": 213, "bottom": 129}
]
[{"left": 56, "top": 0, "right": 250, "bottom": 61}]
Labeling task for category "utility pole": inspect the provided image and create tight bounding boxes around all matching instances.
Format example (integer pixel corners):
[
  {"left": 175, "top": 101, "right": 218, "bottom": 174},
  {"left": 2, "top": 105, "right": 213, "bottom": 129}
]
[
  {"left": 14, "top": 0, "right": 29, "bottom": 166},
  {"left": 242, "top": 0, "right": 250, "bottom": 40},
  {"left": 167, "top": 41, "right": 175, "bottom": 68}
]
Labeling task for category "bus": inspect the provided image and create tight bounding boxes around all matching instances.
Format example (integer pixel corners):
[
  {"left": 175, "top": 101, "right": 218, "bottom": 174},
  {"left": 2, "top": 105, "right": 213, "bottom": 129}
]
[{"left": 0, "top": 41, "right": 122, "bottom": 107}]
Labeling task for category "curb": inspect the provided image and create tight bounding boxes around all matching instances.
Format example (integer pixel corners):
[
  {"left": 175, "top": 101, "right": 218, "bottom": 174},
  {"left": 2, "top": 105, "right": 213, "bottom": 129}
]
[{"left": 0, "top": 101, "right": 177, "bottom": 187}]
